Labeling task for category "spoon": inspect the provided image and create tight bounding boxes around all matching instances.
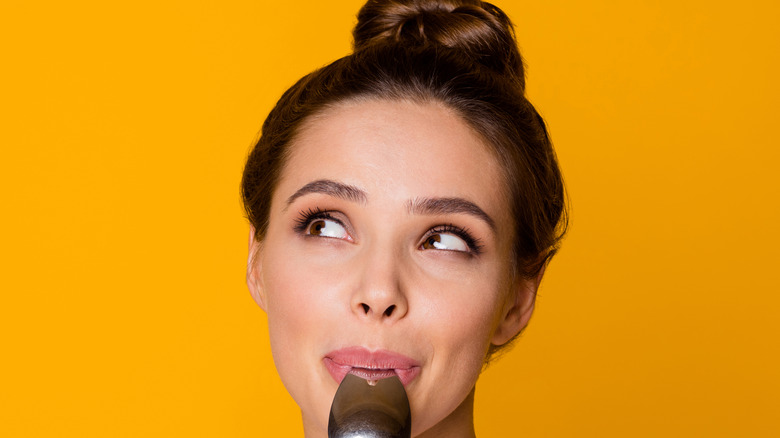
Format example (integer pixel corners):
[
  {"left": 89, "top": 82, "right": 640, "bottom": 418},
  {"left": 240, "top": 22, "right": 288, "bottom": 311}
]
[{"left": 327, "top": 374, "right": 411, "bottom": 438}]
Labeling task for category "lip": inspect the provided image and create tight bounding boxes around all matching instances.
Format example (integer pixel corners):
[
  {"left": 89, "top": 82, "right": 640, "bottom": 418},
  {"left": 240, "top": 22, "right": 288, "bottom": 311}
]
[{"left": 324, "top": 346, "right": 421, "bottom": 387}]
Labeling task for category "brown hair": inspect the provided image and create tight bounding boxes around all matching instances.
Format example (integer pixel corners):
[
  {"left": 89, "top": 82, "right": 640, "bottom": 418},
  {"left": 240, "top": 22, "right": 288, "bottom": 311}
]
[{"left": 243, "top": 0, "right": 567, "bottom": 320}]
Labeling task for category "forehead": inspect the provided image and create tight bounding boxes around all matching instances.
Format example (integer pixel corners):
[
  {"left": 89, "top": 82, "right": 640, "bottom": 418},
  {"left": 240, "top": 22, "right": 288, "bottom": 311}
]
[{"left": 277, "top": 98, "right": 511, "bottom": 222}]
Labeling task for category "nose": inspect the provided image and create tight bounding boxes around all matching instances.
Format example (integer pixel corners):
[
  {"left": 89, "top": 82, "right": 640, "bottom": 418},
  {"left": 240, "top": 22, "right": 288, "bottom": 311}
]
[{"left": 350, "top": 247, "right": 408, "bottom": 322}]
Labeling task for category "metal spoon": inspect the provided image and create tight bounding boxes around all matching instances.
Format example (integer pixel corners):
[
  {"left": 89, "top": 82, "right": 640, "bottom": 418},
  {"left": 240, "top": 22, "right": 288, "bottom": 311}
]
[{"left": 328, "top": 374, "right": 411, "bottom": 438}]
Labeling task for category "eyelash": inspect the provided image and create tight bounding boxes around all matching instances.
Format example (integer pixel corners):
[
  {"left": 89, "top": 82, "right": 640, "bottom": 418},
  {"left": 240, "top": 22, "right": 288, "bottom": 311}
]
[
  {"left": 292, "top": 207, "right": 340, "bottom": 234},
  {"left": 293, "top": 208, "right": 484, "bottom": 254}
]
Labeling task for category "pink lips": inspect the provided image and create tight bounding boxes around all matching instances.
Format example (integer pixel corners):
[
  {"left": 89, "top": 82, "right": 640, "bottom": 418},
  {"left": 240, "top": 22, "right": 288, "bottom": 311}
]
[{"left": 324, "top": 346, "right": 421, "bottom": 387}]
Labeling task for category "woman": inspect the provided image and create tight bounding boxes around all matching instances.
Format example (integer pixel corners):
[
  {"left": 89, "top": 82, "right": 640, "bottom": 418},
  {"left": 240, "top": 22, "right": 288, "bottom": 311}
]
[{"left": 242, "top": 0, "right": 566, "bottom": 436}]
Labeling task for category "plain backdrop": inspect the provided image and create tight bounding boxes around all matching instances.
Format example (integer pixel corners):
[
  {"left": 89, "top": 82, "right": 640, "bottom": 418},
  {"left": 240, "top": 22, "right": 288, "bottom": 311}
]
[{"left": 1, "top": 0, "right": 778, "bottom": 436}]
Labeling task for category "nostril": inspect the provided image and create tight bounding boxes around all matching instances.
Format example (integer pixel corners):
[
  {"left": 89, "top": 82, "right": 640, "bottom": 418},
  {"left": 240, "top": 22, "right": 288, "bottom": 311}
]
[
  {"left": 361, "top": 303, "right": 370, "bottom": 314},
  {"left": 384, "top": 305, "right": 395, "bottom": 317}
]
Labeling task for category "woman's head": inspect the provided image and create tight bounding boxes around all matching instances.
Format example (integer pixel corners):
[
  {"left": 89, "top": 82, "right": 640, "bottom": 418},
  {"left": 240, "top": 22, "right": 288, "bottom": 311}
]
[
  {"left": 248, "top": 99, "right": 534, "bottom": 436},
  {"left": 242, "top": 0, "right": 566, "bottom": 435}
]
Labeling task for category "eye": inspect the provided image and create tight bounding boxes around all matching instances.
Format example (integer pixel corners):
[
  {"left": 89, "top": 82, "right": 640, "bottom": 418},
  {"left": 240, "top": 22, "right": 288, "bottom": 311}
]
[
  {"left": 294, "top": 208, "right": 352, "bottom": 241},
  {"left": 421, "top": 233, "right": 469, "bottom": 252},
  {"left": 306, "top": 218, "right": 349, "bottom": 240},
  {"left": 420, "top": 224, "right": 482, "bottom": 254}
]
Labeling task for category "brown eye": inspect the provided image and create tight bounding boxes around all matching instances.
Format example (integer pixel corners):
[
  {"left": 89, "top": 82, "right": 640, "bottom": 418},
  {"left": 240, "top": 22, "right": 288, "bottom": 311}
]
[
  {"left": 308, "top": 220, "right": 326, "bottom": 236},
  {"left": 422, "top": 235, "right": 442, "bottom": 250},
  {"left": 421, "top": 233, "right": 469, "bottom": 252},
  {"left": 305, "top": 218, "right": 349, "bottom": 240}
]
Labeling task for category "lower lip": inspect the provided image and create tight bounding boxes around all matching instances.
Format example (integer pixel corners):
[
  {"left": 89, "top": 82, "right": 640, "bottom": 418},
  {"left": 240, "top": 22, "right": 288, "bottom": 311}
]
[{"left": 323, "top": 358, "right": 421, "bottom": 387}]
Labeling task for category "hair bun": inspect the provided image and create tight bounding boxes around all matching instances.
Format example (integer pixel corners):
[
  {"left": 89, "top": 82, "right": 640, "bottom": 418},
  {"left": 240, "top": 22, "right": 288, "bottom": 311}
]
[{"left": 353, "top": 0, "right": 525, "bottom": 84}]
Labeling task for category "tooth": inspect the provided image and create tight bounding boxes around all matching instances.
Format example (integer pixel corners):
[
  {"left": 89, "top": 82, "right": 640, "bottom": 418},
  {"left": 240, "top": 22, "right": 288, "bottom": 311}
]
[{"left": 367, "top": 379, "right": 378, "bottom": 386}]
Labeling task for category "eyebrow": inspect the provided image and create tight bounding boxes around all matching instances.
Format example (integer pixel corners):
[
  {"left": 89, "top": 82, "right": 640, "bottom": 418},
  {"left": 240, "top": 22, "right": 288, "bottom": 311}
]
[
  {"left": 284, "top": 179, "right": 368, "bottom": 209},
  {"left": 407, "top": 197, "right": 496, "bottom": 231}
]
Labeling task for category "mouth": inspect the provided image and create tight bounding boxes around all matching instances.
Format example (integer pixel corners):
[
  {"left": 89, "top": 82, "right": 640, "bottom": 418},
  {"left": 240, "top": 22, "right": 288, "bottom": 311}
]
[{"left": 323, "top": 346, "right": 421, "bottom": 387}]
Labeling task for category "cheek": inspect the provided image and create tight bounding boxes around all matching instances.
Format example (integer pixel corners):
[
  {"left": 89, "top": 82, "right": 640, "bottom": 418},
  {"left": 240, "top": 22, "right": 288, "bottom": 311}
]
[
  {"left": 404, "top": 275, "right": 507, "bottom": 434},
  {"left": 260, "top": 240, "right": 363, "bottom": 367},
  {"left": 259, "top": 247, "right": 349, "bottom": 425},
  {"left": 431, "top": 288, "right": 501, "bottom": 362},
  {"left": 419, "top": 263, "right": 508, "bottom": 350},
  {"left": 262, "top": 252, "right": 340, "bottom": 353}
]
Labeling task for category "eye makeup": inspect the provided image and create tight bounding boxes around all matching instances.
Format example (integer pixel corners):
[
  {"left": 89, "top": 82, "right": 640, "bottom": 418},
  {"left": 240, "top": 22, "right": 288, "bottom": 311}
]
[{"left": 293, "top": 206, "right": 484, "bottom": 256}]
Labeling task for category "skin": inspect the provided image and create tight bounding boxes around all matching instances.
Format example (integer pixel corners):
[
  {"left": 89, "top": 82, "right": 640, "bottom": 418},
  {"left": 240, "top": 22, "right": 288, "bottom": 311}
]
[{"left": 247, "top": 99, "right": 543, "bottom": 437}]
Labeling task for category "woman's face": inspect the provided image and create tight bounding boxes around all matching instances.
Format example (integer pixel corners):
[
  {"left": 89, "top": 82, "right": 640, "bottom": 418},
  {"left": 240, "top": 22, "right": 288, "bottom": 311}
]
[{"left": 248, "top": 99, "right": 537, "bottom": 436}]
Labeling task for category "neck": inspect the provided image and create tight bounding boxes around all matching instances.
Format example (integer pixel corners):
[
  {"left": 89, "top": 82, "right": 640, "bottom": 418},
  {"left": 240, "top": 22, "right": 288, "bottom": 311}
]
[{"left": 416, "top": 388, "right": 476, "bottom": 438}]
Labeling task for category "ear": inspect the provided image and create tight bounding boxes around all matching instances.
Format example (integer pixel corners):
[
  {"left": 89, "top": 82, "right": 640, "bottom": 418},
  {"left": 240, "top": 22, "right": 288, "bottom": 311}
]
[
  {"left": 246, "top": 226, "right": 267, "bottom": 312},
  {"left": 491, "top": 264, "right": 547, "bottom": 346}
]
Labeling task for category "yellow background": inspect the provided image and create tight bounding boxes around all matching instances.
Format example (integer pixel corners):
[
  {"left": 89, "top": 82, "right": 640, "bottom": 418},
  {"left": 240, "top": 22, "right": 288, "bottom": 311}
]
[{"left": 2, "top": 0, "right": 778, "bottom": 436}]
